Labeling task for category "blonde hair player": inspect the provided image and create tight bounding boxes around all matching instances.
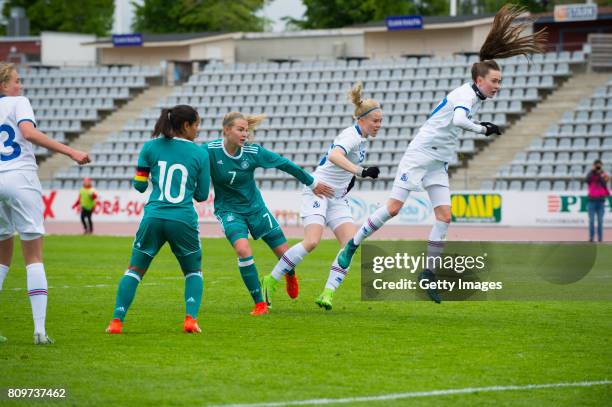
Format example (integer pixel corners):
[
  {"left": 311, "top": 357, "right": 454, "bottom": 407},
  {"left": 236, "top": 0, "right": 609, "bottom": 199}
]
[
  {"left": 260, "top": 82, "right": 382, "bottom": 310},
  {"left": 206, "top": 112, "right": 333, "bottom": 315},
  {"left": 0, "top": 62, "right": 90, "bottom": 344},
  {"left": 332, "top": 5, "right": 547, "bottom": 304}
]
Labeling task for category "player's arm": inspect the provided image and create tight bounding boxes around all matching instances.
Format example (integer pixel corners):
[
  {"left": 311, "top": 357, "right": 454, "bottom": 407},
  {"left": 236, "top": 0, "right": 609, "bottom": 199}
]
[
  {"left": 194, "top": 148, "right": 211, "bottom": 202},
  {"left": 132, "top": 143, "right": 150, "bottom": 193},
  {"left": 19, "top": 122, "right": 90, "bottom": 164},
  {"left": 258, "top": 146, "right": 333, "bottom": 197},
  {"left": 328, "top": 147, "right": 379, "bottom": 179},
  {"left": 452, "top": 107, "right": 487, "bottom": 134}
]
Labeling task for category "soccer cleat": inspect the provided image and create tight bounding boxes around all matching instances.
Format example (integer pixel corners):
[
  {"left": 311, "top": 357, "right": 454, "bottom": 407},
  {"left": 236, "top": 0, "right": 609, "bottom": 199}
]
[
  {"left": 106, "top": 318, "right": 123, "bottom": 334},
  {"left": 34, "top": 333, "right": 54, "bottom": 345},
  {"left": 0, "top": 334, "right": 7, "bottom": 343},
  {"left": 315, "top": 288, "right": 335, "bottom": 311},
  {"left": 250, "top": 301, "right": 268, "bottom": 316},
  {"left": 183, "top": 315, "right": 202, "bottom": 333},
  {"left": 285, "top": 273, "right": 299, "bottom": 299},
  {"left": 337, "top": 239, "right": 359, "bottom": 269},
  {"left": 261, "top": 275, "right": 278, "bottom": 306},
  {"left": 418, "top": 269, "right": 442, "bottom": 304}
]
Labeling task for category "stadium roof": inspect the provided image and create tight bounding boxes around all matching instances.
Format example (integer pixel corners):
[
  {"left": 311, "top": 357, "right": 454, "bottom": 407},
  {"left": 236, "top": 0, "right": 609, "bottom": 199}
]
[
  {"left": 350, "top": 13, "right": 496, "bottom": 31},
  {"left": 352, "top": 13, "right": 496, "bottom": 29},
  {"left": 85, "top": 32, "right": 236, "bottom": 47}
]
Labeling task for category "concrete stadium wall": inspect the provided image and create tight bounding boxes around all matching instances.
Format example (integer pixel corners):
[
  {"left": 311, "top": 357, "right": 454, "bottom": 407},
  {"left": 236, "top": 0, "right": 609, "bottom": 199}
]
[
  {"left": 41, "top": 32, "right": 96, "bottom": 66},
  {"left": 235, "top": 32, "right": 364, "bottom": 62}
]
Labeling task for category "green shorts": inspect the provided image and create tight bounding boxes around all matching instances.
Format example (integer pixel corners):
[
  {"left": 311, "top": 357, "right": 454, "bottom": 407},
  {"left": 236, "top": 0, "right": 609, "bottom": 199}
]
[
  {"left": 130, "top": 216, "right": 201, "bottom": 274},
  {"left": 216, "top": 207, "right": 287, "bottom": 248}
]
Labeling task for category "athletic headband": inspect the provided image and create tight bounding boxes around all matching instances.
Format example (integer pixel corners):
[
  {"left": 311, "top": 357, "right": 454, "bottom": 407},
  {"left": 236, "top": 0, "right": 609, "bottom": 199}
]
[{"left": 356, "top": 106, "right": 380, "bottom": 120}]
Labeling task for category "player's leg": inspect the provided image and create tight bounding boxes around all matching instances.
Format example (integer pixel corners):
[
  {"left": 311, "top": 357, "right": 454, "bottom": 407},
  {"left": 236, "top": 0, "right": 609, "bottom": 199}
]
[
  {"left": 218, "top": 212, "right": 266, "bottom": 314},
  {"left": 316, "top": 220, "right": 355, "bottom": 310},
  {"left": 252, "top": 207, "right": 293, "bottom": 305},
  {"left": 107, "top": 217, "right": 164, "bottom": 333},
  {"left": 0, "top": 236, "right": 12, "bottom": 291},
  {"left": 234, "top": 238, "right": 267, "bottom": 315},
  {"left": 418, "top": 180, "right": 451, "bottom": 304},
  {"left": 271, "top": 190, "right": 328, "bottom": 282},
  {"left": 337, "top": 194, "right": 405, "bottom": 269},
  {"left": 167, "top": 221, "right": 203, "bottom": 333},
  {"left": 0, "top": 183, "right": 16, "bottom": 343},
  {"left": 0, "top": 235, "right": 10, "bottom": 343},
  {"left": 336, "top": 154, "right": 425, "bottom": 269},
  {"left": 11, "top": 171, "right": 52, "bottom": 344}
]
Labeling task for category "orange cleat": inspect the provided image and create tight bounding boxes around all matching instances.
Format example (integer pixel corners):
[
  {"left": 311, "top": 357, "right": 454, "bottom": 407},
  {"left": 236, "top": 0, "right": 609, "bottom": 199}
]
[
  {"left": 285, "top": 273, "right": 299, "bottom": 299},
  {"left": 183, "top": 315, "right": 202, "bottom": 333},
  {"left": 250, "top": 301, "right": 268, "bottom": 316},
  {"left": 106, "top": 318, "right": 123, "bottom": 334}
]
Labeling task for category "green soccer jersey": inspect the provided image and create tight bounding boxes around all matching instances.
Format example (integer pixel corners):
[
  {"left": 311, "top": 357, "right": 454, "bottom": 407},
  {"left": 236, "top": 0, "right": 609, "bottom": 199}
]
[
  {"left": 205, "top": 139, "right": 314, "bottom": 215},
  {"left": 133, "top": 137, "right": 211, "bottom": 228}
]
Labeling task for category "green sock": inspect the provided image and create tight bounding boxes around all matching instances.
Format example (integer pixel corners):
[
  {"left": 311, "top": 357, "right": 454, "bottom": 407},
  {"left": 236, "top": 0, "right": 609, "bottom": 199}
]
[
  {"left": 238, "top": 256, "right": 263, "bottom": 303},
  {"left": 184, "top": 271, "right": 203, "bottom": 318},
  {"left": 112, "top": 271, "right": 141, "bottom": 321}
]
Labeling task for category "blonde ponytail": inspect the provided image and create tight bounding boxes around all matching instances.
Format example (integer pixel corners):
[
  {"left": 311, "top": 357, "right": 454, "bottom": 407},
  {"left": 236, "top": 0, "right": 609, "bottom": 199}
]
[{"left": 348, "top": 82, "right": 381, "bottom": 120}]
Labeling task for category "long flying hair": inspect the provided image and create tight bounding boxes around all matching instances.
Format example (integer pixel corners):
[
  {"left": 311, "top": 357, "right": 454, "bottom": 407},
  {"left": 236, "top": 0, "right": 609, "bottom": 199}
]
[{"left": 472, "top": 5, "right": 547, "bottom": 80}]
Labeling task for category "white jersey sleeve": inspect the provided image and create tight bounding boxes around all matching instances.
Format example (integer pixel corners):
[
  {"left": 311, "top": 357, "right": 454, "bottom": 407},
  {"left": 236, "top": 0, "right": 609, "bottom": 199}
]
[
  {"left": 15, "top": 96, "right": 37, "bottom": 126},
  {"left": 407, "top": 83, "right": 484, "bottom": 162},
  {"left": 312, "top": 125, "right": 367, "bottom": 197},
  {"left": 0, "top": 96, "right": 38, "bottom": 172}
]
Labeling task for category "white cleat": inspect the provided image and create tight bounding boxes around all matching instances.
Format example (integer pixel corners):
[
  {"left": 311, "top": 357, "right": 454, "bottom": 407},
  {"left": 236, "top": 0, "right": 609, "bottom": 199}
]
[
  {"left": 0, "top": 334, "right": 7, "bottom": 343},
  {"left": 34, "top": 333, "right": 54, "bottom": 345}
]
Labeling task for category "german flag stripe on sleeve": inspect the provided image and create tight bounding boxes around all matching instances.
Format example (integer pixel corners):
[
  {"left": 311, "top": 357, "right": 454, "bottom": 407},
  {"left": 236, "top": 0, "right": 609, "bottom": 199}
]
[{"left": 134, "top": 166, "right": 150, "bottom": 182}]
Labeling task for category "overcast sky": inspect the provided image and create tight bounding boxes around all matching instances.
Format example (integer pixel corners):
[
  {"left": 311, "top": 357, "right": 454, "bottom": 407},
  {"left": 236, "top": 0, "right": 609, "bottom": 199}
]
[
  {"left": 113, "top": 0, "right": 306, "bottom": 34},
  {"left": 260, "top": 0, "right": 306, "bottom": 32}
]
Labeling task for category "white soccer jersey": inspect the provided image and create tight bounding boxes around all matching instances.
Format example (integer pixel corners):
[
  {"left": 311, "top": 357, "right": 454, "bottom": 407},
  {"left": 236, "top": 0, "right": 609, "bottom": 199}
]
[
  {"left": 408, "top": 82, "right": 484, "bottom": 162},
  {"left": 313, "top": 125, "right": 367, "bottom": 196},
  {"left": 0, "top": 96, "right": 37, "bottom": 172}
]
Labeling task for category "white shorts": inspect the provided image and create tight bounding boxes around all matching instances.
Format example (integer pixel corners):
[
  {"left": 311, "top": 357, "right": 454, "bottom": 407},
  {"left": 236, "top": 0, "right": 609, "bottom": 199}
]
[
  {"left": 390, "top": 150, "right": 451, "bottom": 209},
  {"left": 300, "top": 188, "right": 353, "bottom": 231},
  {"left": 0, "top": 170, "right": 45, "bottom": 240},
  {"left": 393, "top": 149, "right": 449, "bottom": 191}
]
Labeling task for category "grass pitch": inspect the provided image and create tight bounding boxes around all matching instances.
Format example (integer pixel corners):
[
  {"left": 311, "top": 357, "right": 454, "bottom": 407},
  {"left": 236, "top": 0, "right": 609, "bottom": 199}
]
[{"left": 1, "top": 236, "right": 611, "bottom": 406}]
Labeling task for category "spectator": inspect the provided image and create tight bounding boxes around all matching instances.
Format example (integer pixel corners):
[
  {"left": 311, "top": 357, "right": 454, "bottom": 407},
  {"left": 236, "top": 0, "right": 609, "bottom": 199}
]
[
  {"left": 72, "top": 177, "right": 97, "bottom": 234},
  {"left": 586, "top": 159, "right": 609, "bottom": 242}
]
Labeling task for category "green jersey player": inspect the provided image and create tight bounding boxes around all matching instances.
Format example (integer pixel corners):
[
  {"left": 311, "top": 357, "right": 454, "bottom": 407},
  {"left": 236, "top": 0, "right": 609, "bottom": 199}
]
[
  {"left": 206, "top": 112, "right": 333, "bottom": 315},
  {"left": 107, "top": 105, "right": 210, "bottom": 334}
]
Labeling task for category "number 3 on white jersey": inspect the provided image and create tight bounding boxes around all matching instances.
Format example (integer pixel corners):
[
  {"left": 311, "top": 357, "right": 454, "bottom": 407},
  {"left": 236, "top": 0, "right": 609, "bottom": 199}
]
[{"left": 157, "top": 160, "right": 188, "bottom": 203}]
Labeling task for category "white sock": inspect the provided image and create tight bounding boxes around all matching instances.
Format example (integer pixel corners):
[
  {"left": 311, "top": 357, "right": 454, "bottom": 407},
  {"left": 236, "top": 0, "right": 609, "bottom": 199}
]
[
  {"left": 353, "top": 206, "right": 393, "bottom": 245},
  {"left": 26, "top": 263, "right": 48, "bottom": 335},
  {"left": 325, "top": 256, "right": 349, "bottom": 290},
  {"left": 426, "top": 220, "right": 449, "bottom": 272},
  {"left": 0, "top": 264, "right": 8, "bottom": 290},
  {"left": 271, "top": 243, "right": 309, "bottom": 281}
]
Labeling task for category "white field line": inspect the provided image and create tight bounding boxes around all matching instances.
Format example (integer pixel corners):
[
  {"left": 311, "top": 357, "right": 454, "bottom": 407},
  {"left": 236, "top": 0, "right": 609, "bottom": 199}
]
[{"left": 209, "top": 380, "right": 612, "bottom": 407}]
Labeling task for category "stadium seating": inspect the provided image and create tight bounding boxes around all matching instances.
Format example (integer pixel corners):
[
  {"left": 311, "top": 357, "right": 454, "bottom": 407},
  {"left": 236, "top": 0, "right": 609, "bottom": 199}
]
[
  {"left": 51, "top": 52, "right": 585, "bottom": 190},
  {"left": 19, "top": 66, "right": 162, "bottom": 158},
  {"left": 495, "top": 76, "right": 612, "bottom": 191}
]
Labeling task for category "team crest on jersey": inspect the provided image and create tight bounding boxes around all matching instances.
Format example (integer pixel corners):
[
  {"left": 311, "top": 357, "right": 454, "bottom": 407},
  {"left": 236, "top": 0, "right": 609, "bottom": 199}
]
[
  {"left": 400, "top": 173, "right": 408, "bottom": 182},
  {"left": 217, "top": 160, "right": 223, "bottom": 165},
  {"left": 226, "top": 214, "right": 235, "bottom": 222},
  {"left": 240, "top": 160, "right": 249, "bottom": 169},
  {"left": 313, "top": 201, "right": 320, "bottom": 208}
]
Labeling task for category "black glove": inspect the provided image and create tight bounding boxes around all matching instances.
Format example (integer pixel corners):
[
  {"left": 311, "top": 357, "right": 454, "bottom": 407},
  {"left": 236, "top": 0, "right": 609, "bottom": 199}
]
[
  {"left": 481, "top": 122, "right": 501, "bottom": 136},
  {"left": 346, "top": 176, "right": 356, "bottom": 193},
  {"left": 361, "top": 166, "right": 380, "bottom": 179}
]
